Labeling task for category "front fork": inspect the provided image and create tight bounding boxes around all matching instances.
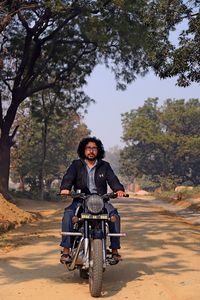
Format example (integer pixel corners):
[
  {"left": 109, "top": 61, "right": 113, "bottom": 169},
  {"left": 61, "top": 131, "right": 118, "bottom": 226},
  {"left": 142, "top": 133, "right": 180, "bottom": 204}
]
[
  {"left": 102, "top": 220, "right": 107, "bottom": 268},
  {"left": 83, "top": 220, "right": 107, "bottom": 269},
  {"left": 83, "top": 220, "right": 89, "bottom": 269}
]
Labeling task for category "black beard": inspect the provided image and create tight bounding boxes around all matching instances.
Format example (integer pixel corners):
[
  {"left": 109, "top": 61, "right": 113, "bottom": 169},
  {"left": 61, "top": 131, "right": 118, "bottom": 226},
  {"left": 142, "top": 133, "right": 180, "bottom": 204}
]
[{"left": 85, "top": 156, "right": 97, "bottom": 161}]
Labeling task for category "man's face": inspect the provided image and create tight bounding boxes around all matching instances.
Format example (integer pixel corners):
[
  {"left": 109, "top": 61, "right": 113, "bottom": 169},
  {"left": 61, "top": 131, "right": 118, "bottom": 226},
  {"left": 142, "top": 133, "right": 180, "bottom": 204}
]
[{"left": 84, "top": 142, "right": 98, "bottom": 161}]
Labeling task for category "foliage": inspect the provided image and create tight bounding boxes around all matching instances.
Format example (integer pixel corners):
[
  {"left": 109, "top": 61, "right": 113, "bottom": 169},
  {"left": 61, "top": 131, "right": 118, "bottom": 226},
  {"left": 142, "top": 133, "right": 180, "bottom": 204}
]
[
  {"left": 145, "top": 0, "right": 200, "bottom": 86},
  {"left": 105, "top": 146, "right": 121, "bottom": 175},
  {"left": 1, "top": 1, "right": 198, "bottom": 107},
  {"left": 0, "top": 1, "right": 35, "bottom": 33},
  {"left": 133, "top": 176, "right": 160, "bottom": 192},
  {"left": 120, "top": 98, "right": 200, "bottom": 189},
  {"left": 153, "top": 185, "right": 200, "bottom": 203},
  {"left": 10, "top": 95, "right": 90, "bottom": 196},
  {"left": 0, "top": 1, "right": 199, "bottom": 195}
]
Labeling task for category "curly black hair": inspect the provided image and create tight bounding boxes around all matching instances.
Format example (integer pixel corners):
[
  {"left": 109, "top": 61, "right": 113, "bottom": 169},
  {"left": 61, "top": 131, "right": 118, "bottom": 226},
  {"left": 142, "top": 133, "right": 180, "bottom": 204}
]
[{"left": 77, "top": 136, "right": 105, "bottom": 159}]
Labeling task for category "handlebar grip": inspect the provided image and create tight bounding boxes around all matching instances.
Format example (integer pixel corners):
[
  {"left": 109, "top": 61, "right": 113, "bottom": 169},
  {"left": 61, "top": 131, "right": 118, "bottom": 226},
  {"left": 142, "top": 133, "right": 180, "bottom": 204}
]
[{"left": 108, "top": 192, "right": 129, "bottom": 198}]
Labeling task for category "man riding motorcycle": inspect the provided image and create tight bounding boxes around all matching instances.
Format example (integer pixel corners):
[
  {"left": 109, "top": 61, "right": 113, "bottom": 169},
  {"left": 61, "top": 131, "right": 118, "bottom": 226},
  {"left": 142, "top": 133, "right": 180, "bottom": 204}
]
[{"left": 60, "top": 136, "right": 126, "bottom": 264}]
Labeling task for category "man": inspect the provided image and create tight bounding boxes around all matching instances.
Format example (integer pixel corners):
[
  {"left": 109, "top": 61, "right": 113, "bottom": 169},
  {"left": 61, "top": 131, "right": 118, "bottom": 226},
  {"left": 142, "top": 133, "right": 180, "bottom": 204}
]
[{"left": 60, "top": 136, "right": 126, "bottom": 263}]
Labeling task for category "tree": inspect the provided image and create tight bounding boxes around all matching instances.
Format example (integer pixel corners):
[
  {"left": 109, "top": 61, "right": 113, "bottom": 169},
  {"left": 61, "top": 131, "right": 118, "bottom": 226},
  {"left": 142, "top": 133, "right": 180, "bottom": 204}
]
[
  {"left": 26, "top": 89, "right": 91, "bottom": 200},
  {"left": 105, "top": 146, "right": 121, "bottom": 175},
  {"left": 0, "top": 0, "right": 198, "bottom": 196},
  {"left": 120, "top": 98, "right": 200, "bottom": 189},
  {"left": 149, "top": 0, "right": 200, "bottom": 86},
  {"left": 0, "top": 1, "right": 36, "bottom": 33},
  {"left": 10, "top": 95, "right": 90, "bottom": 199},
  {"left": 0, "top": 1, "right": 37, "bottom": 68}
]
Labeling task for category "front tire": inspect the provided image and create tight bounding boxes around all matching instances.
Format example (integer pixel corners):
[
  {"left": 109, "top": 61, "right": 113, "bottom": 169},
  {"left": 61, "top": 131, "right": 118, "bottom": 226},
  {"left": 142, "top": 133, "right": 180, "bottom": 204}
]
[{"left": 89, "top": 239, "right": 103, "bottom": 297}]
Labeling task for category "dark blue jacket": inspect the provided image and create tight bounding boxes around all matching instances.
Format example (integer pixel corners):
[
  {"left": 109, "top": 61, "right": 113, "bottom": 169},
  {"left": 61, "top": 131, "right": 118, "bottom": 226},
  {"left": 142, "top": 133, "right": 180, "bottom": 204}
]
[{"left": 60, "top": 159, "right": 124, "bottom": 195}]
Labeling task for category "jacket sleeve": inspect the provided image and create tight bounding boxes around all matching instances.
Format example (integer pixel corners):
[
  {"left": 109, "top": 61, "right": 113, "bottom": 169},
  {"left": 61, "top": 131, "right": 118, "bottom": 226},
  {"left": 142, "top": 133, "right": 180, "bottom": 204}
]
[
  {"left": 106, "top": 162, "right": 125, "bottom": 192},
  {"left": 60, "top": 161, "right": 77, "bottom": 190}
]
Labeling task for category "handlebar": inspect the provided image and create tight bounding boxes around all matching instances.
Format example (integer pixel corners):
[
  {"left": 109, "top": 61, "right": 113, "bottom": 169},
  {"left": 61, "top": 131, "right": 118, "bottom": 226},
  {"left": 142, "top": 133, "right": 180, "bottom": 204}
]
[
  {"left": 103, "top": 192, "right": 129, "bottom": 199},
  {"left": 57, "top": 191, "right": 129, "bottom": 199},
  {"left": 56, "top": 192, "right": 85, "bottom": 198}
]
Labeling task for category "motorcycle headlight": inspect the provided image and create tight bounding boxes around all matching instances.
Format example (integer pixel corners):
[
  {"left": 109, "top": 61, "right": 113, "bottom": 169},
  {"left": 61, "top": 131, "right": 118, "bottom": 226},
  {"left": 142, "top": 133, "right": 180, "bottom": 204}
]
[{"left": 86, "top": 195, "right": 104, "bottom": 214}]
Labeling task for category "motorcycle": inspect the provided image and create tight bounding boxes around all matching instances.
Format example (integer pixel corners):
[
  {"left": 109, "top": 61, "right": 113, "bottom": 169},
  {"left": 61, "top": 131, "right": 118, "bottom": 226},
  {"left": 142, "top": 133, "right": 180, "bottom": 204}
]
[{"left": 59, "top": 191, "right": 129, "bottom": 297}]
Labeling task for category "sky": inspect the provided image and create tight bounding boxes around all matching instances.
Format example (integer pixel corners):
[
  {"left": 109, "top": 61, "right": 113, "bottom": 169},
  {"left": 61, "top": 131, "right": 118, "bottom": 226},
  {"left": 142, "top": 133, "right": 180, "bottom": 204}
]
[{"left": 83, "top": 65, "right": 200, "bottom": 150}]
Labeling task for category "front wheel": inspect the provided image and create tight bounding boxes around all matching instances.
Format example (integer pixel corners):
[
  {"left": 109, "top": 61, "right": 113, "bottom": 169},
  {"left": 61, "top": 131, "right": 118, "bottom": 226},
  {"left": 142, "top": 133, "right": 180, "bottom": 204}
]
[{"left": 89, "top": 239, "right": 103, "bottom": 297}]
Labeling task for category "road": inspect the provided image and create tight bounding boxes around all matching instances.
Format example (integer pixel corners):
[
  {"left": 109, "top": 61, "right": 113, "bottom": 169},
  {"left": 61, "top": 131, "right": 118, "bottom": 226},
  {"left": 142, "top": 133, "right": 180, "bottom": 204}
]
[{"left": 0, "top": 197, "right": 200, "bottom": 299}]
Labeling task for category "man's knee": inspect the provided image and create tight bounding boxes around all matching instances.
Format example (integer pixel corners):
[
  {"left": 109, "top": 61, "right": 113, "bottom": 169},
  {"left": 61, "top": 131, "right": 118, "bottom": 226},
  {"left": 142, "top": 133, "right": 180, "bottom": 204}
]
[
  {"left": 109, "top": 208, "right": 120, "bottom": 219},
  {"left": 62, "top": 209, "right": 74, "bottom": 222}
]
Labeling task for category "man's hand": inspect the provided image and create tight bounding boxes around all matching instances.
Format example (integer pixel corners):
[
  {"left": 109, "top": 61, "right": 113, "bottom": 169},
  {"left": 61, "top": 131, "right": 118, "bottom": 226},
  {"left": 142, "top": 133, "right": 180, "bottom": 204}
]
[
  {"left": 60, "top": 189, "right": 70, "bottom": 195},
  {"left": 116, "top": 190, "right": 126, "bottom": 197}
]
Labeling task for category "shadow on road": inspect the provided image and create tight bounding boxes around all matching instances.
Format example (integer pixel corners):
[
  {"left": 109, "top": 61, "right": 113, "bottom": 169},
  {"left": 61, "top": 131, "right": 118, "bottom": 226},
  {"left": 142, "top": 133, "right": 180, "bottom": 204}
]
[{"left": 0, "top": 197, "right": 200, "bottom": 298}]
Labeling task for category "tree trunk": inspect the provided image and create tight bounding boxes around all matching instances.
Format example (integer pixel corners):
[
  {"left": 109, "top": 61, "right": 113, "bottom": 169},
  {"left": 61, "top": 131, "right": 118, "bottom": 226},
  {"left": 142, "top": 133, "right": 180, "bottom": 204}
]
[
  {"left": 19, "top": 174, "right": 25, "bottom": 191},
  {"left": 0, "top": 89, "right": 21, "bottom": 199},
  {"left": 0, "top": 136, "right": 11, "bottom": 199},
  {"left": 39, "top": 117, "right": 48, "bottom": 201},
  {"left": 39, "top": 171, "right": 44, "bottom": 201}
]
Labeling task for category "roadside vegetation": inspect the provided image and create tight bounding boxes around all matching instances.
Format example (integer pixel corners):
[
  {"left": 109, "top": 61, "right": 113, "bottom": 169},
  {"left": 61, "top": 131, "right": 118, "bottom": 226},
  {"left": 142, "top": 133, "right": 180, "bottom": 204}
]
[
  {"left": 153, "top": 186, "right": 200, "bottom": 201},
  {"left": 0, "top": 1, "right": 199, "bottom": 202},
  {"left": 120, "top": 98, "right": 200, "bottom": 191}
]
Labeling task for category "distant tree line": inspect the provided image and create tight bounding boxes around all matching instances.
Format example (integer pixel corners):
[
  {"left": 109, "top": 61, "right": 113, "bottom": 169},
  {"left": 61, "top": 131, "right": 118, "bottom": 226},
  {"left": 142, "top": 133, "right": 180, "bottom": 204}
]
[{"left": 120, "top": 98, "right": 200, "bottom": 190}]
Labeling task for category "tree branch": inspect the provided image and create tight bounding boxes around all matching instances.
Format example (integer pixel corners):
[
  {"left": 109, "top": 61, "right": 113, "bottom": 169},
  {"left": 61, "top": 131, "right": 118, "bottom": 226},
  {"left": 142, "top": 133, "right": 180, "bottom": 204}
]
[
  {"left": 48, "top": 93, "right": 57, "bottom": 118},
  {"left": 65, "top": 44, "right": 97, "bottom": 77},
  {"left": 2, "top": 79, "right": 12, "bottom": 92},
  {"left": 25, "top": 42, "right": 97, "bottom": 96},
  {"left": 18, "top": 10, "right": 30, "bottom": 32},
  {"left": 2, "top": 99, "right": 21, "bottom": 135},
  {"left": 0, "top": 92, "right": 3, "bottom": 130},
  {"left": 0, "top": 1, "right": 38, "bottom": 33},
  {"left": 24, "top": 82, "right": 56, "bottom": 99},
  {"left": 21, "top": 39, "right": 55, "bottom": 90},
  {"left": 41, "top": 8, "right": 81, "bottom": 44},
  {"left": 11, "top": 124, "right": 19, "bottom": 139},
  {"left": 13, "top": 32, "right": 33, "bottom": 89},
  {"left": 31, "top": 8, "right": 52, "bottom": 38}
]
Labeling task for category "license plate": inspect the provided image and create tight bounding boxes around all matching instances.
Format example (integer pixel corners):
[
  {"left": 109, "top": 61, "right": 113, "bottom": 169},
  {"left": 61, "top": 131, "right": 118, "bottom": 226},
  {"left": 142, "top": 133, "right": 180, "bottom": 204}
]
[{"left": 81, "top": 213, "right": 108, "bottom": 220}]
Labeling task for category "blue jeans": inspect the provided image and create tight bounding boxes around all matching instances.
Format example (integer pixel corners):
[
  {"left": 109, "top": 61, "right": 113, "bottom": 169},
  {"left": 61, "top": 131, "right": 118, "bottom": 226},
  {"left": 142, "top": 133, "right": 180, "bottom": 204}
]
[{"left": 60, "top": 199, "right": 121, "bottom": 249}]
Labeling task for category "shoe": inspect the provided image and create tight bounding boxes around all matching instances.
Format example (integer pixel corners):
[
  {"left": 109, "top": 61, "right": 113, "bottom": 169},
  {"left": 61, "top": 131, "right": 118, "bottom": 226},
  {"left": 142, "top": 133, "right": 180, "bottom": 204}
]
[
  {"left": 108, "top": 252, "right": 122, "bottom": 265},
  {"left": 106, "top": 249, "right": 112, "bottom": 255},
  {"left": 112, "top": 252, "right": 122, "bottom": 262},
  {"left": 60, "top": 253, "right": 71, "bottom": 264}
]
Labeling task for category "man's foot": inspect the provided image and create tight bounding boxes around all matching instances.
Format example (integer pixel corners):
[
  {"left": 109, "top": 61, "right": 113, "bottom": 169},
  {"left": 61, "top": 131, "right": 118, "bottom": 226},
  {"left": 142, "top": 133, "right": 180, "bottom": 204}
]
[
  {"left": 106, "top": 249, "right": 112, "bottom": 255},
  {"left": 112, "top": 252, "right": 122, "bottom": 262},
  {"left": 112, "top": 248, "right": 122, "bottom": 261},
  {"left": 108, "top": 249, "right": 122, "bottom": 264},
  {"left": 60, "top": 253, "right": 71, "bottom": 264}
]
